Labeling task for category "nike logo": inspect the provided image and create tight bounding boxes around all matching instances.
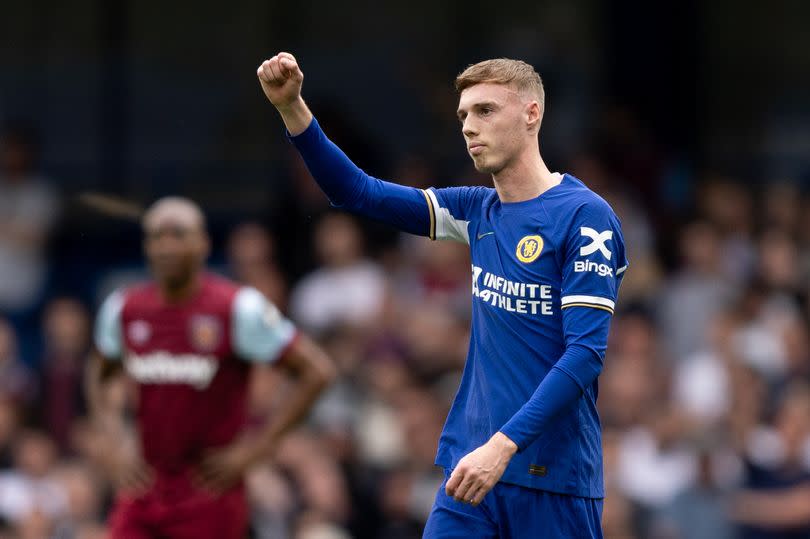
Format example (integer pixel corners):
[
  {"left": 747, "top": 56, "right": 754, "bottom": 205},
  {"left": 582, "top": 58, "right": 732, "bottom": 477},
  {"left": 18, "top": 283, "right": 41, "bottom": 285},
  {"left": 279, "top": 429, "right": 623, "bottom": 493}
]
[{"left": 477, "top": 231, "right": 495, "bottom": 240}]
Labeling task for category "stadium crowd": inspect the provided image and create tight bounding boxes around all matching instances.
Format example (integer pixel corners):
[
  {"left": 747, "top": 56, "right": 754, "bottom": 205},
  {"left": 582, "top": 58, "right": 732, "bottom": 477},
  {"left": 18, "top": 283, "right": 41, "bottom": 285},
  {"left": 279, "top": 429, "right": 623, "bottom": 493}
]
[{"left": 1, "top": 108, "right": 810, "bottom": 539}]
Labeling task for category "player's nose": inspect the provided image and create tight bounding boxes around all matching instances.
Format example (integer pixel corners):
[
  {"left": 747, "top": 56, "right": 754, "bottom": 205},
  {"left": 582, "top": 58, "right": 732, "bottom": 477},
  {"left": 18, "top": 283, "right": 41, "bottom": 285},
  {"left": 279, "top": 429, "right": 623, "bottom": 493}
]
[{"left": 462, "top": 119, "right": 478, "bottom": 138}]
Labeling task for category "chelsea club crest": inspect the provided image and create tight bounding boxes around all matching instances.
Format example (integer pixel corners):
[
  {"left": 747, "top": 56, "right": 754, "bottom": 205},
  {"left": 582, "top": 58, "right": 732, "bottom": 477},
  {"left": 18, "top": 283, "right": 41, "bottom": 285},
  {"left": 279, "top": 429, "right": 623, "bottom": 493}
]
[{"left": 516, "top": 235, "right": 544, "bottom": 263}]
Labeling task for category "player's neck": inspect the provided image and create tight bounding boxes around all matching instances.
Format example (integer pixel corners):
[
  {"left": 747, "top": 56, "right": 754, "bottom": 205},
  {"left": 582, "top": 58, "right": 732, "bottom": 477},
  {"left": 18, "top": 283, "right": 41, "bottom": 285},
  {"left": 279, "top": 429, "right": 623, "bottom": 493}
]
[
  {"left": 159, "top": 272, "right": 202, "bottom": 304},
  {"left": 492, "top": 150, "right": 556, "bottom": 203}
]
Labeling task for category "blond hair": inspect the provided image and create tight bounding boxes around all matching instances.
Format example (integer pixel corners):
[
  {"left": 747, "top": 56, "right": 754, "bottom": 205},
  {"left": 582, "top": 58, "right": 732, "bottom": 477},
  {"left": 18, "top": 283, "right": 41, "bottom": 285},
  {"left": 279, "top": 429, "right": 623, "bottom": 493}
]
[{"left": 455, "top": 58, "right": 544, "bottom": 107}]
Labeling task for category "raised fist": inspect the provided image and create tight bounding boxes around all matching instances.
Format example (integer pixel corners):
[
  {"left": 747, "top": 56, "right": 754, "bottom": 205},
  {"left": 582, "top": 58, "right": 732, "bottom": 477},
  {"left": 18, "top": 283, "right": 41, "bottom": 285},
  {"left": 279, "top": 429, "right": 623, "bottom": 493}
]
[{"left": 257, "top": 52, "right": 304, "bottom": 109}]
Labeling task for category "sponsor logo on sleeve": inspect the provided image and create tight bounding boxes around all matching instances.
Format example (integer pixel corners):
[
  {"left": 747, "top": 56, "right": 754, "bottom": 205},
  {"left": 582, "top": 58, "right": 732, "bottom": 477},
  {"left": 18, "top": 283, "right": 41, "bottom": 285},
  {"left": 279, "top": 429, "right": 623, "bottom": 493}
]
[
  {"left": 575, "top": 227, "right": 615, "bottom": 277},
  {"left": 574, "top": 260, "right": 613, "bottom": 277},
  {"left": 579, "top": 227, "right": 613, "bottom": 259}
]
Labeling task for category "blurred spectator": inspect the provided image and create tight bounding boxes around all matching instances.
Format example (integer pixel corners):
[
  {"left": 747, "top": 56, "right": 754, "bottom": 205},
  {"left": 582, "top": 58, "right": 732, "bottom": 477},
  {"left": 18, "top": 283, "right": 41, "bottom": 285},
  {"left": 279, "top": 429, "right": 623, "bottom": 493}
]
[
  {"left": 227, "top": 222, "right": 289, "bottom": 311},
  {"left": 391, "top": 236, "right": 471, "bottom": 316},
  {"left": 600, "top": 313, "right": 666, "bottom": 429},
  {"left": 276, "top": 431, "right": 352, "bottom": 534},
  {"left": 50, "top": 461, "right": 106, "bottom": 537},
  {"left": 672, "top": 311, "right": 735, "bottom": 429},
  {"left": 762, "top": 181, "right": 802, "bottom": 236},
  {"left": 657, "top": 221, "right": 736, "bottom": 361},
  {"left": 733, "top": 383, "right": 810, "bottom": 538},
  {"left": 797, "top": 195, "right": 810, "bottom": 283},
  {"left": 295, "top": 516, "right": 352, "bottom": 539},
  {"left": 601, "top": 487, "right": 638, "bottom": 539},
  {"left": 375, "top": 466, "right": 427, "bottom": 539},
  {"left": 757, "top": 229, "right": 803, "bottom": 294},
  {"left": 0, "top": 430, "right": 66, "bottom": 527},
  {"left": 602, "top": 429, "right": 639, "bottom": 538},
  {"left": 729, "top": 283, "right": 794, "bottom": 380},
  {"left": 290, "top": 213, "right": 386, "bottom": 334},
  {"left": 655, "top": 443, "right": 738, "bottom": 539},
  {"left": 779, "top": 315, "right": 810, "bottom": 384},
  {"left": 0, "top": 124, "right": 59, "bottom": 313},
  {"left": 697, "top": 178, "right": 756, "bottom": 284},
  {"left": 37, "top": 298, "right": 90, "bottom": 452},
  {"left": 615, "top": 406, "right": 697, "bottom": 522},
  {"left": 247, "top": 463, "right": 295, "bottom": 539},
  {"left": 0, "top": 318, "right": 36, "bottom": 408},
  {"left": 0, "top": 400, "right": 20, "bottom": 470},
  {"left": 388, "top": 386, "right": 445, "bottom": 521}
]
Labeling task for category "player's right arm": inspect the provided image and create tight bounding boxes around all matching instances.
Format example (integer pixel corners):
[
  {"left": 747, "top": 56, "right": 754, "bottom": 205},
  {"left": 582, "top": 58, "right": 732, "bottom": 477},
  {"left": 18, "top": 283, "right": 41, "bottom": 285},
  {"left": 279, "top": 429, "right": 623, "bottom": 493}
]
[
  {"left": 85, "top": 290, "right": 153, "bottom": 493},
  {"left": 86, "top": 291, "right": 125, "bottom": 427},
  {"left": 257, "top": 52, "right": 477, "bottom": 242}
]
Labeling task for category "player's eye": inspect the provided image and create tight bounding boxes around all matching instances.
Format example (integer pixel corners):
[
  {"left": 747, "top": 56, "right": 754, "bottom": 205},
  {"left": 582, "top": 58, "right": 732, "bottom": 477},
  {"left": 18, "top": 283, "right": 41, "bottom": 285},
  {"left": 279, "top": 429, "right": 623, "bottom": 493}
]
[{"left": 480, "top": 107, "right": 492, "bottom": 116}]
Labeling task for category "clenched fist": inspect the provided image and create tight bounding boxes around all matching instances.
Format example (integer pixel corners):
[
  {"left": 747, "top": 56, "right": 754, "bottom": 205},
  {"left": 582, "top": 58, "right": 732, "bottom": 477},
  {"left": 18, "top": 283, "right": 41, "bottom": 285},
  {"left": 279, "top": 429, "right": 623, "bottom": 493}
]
[
  {"left": 257, "top": 52, "right": 304, "bottom": 109},
  {"left": 257, "top": 52, "right": 312, "bottom": 135}
]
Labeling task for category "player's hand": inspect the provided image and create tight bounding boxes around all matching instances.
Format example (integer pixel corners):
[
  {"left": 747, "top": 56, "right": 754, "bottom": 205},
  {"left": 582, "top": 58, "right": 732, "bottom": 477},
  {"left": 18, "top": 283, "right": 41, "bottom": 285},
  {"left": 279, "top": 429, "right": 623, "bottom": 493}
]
[
  {"left": 195, "top": 439, "right": 270, "bottom": 494},
  {"left": 445, "top": 432, "right": 518, "bottom": 506},
  {"left": 257, "top": 52, "right": 304, "bottom": 110},
  {"left": 100, "top": 448, "right": 154, "bottom": 495}
]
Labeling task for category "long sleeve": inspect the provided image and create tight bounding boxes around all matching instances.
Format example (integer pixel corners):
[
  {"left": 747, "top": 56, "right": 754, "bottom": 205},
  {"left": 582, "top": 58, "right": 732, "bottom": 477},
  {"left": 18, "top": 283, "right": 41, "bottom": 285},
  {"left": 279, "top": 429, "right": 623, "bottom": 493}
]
[
  {"left": 499, "top": 308, "right": 611, "bottom": 451},
  {"left": 500, "top": 197, "right": 627, "bottom": 451},
  {"left": 288, "top": 117, "right": 432, "bottom": 236}
]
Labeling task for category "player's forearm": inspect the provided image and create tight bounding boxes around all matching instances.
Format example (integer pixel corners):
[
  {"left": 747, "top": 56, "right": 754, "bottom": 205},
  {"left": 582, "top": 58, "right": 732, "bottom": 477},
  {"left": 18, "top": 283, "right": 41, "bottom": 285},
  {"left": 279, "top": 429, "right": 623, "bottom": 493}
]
[
  {"left": 260, "top": 53, "right": 428, "bottom": 230},
  {"left": 84, "top": 354, "right": 127, "bottom": 432},
  {"left": 276, "top": 96, "right": 313, "bottom": 136},
  {"left": 253, "top": 369, "right": 329, "bottom": 452},
  {"left": 251, "top": 337, "right": 335, "bottom": 458},
  {"left": 499, "top": 358, "right": 588, "bottom": 451},
  {"left": 84, "top": 354, "right": 105, "bottom": 422},
  {"left": 288, "top": 118, "right": 432, "bottom": 235},
  {"left": 499, "top": 305, "right": 613, "bottom": 450},
  {"left": 287, "top": 116, "right": 369, "bottom": 207}
]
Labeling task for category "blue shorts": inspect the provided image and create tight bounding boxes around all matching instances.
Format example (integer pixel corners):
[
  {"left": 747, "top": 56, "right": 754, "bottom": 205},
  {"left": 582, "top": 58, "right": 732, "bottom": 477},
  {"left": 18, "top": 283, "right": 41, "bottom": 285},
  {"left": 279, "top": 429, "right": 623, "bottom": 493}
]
[{"left": 423, "top": 471, "right": 603, "bottom": 538}]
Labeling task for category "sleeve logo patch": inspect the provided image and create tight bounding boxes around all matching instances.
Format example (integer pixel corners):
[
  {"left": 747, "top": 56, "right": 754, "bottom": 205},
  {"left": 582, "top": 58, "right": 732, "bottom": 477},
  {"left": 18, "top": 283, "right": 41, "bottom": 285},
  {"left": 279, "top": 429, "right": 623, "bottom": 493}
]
[
  {"left": 516, "top": 235, "right": 544, "bottom": 263},
  {"left": 579, "top": 227, "right": 613, "bottom": 259}
]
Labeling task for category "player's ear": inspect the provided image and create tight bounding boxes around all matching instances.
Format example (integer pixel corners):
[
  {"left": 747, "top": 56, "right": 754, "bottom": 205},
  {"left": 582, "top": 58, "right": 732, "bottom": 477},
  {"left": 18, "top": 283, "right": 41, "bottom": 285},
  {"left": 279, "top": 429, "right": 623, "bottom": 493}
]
[{"left": 525, "top": 101, "right": 542, "bottom": 133}]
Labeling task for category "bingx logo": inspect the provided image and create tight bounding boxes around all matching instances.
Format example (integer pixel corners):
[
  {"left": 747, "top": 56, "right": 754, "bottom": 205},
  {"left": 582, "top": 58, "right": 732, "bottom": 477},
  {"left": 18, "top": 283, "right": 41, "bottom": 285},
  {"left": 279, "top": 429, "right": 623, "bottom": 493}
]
[{"left": 579, "top": 227, "right": 613, "bottom": 260}]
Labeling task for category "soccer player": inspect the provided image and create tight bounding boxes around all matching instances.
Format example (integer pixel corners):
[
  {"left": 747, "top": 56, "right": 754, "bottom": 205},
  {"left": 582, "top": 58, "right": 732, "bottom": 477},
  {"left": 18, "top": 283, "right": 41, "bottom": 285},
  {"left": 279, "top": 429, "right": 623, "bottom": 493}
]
[
  {"left": 258, "top": 53, "right": 628, "bottom": 538},
  {"left": 87, "top": 197, "right": 335, "bottom": 538}
]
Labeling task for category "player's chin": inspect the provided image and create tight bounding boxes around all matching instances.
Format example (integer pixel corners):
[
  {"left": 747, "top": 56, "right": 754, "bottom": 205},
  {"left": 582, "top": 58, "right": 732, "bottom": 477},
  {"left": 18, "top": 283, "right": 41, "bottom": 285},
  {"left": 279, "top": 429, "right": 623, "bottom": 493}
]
[
  {"left": 471, "top": 156, "right": 501, "bottom": 175},
  {"left": 152, "top": 264, "right": 190, "bottom": 286}
]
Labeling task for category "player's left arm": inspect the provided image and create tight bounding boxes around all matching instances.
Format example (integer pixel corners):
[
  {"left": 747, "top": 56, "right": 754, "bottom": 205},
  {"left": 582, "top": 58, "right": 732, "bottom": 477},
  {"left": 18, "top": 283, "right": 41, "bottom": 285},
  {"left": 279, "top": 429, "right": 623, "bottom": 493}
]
[
  {"left": 86, "top": 290, "right": 155, "bottom": 494},
  {"left": 196, "top": 288, "right": 335, "bottom": 493},
  {"left": 447, "top": 199, "right": 628, "bottom": 506}
]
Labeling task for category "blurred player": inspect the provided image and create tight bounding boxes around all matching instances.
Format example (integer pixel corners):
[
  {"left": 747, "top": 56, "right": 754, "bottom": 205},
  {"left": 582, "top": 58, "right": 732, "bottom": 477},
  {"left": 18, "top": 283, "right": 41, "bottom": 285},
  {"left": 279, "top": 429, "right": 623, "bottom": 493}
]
[
  {"left": 258, "top": 53, "right": 628, "bottom": 538},
  {"left": 86, "top": 197, "right": 335, "bottom": 538}
]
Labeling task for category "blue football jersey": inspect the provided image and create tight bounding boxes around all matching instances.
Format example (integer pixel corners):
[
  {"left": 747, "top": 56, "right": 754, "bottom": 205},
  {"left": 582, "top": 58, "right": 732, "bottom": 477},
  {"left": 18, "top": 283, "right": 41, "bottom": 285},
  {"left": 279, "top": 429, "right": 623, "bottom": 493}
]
[
  {"left": 288, "top": 118, "right": 627, "bottom": 499},
  {"left": 424, "top": 174, "right": 627, "bottom": 498}
]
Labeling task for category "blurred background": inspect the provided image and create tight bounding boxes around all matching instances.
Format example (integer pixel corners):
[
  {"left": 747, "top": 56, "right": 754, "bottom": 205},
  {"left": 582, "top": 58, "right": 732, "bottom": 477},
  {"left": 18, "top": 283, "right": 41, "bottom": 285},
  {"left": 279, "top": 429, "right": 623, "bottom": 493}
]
[{"left": 2, "top": 0, "right": 810, "bottom": 537}]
